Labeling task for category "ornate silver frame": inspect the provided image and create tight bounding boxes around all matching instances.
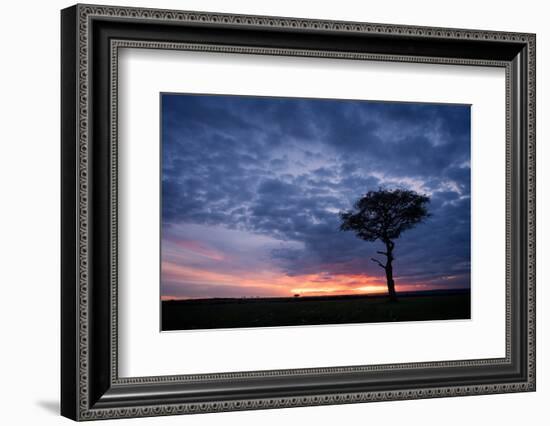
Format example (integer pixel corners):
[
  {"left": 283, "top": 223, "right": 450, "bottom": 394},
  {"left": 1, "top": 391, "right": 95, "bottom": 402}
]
[{"left": 61, "top": 4, "right": 536, "bottom": 421}]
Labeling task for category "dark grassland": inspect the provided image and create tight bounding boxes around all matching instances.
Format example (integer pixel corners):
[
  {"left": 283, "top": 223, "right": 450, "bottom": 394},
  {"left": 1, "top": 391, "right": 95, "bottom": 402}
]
[{"left": 161, "top": 289, "right": 470, "bottom": 331}]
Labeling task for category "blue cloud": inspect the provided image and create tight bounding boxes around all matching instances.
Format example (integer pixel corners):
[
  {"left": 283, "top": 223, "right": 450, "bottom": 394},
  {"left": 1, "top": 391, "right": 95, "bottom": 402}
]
[{"left": 161, "top": 94, "right": 471, "bottom": 288}]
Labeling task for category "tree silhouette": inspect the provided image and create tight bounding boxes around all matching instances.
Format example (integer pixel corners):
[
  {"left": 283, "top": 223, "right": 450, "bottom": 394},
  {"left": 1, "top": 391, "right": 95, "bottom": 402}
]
[{"left": 339, "top": 189, "right": 430, "bottom": 302}]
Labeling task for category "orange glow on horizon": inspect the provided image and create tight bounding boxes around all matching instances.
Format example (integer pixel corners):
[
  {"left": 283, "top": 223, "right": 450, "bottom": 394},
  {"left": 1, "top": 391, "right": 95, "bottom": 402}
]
[{"left": 161, "top": 261, "right": 443, "bottom": 300}]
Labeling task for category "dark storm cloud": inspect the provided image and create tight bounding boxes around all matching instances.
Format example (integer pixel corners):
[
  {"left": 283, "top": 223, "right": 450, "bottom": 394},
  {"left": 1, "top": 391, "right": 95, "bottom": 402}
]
[{"left": 161, "top": 94, "right": 471, "bottom": 287}]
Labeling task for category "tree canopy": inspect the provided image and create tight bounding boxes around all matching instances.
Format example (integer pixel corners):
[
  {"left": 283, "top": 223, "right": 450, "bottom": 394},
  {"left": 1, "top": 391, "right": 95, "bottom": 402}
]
[{"left": 339, "top": 189, "right": 430, "bottom": 243}]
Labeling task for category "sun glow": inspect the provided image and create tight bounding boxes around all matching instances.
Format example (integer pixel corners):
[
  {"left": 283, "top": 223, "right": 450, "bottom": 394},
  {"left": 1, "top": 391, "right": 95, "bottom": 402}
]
[{"left": 162, "top": 260, "right": 396, "bottom": 298}]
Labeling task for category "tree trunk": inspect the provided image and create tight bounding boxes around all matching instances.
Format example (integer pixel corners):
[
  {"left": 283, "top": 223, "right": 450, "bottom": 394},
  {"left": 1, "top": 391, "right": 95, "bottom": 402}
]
[{"left": 385, "top": 240, "right": 397, "bottom": 302}]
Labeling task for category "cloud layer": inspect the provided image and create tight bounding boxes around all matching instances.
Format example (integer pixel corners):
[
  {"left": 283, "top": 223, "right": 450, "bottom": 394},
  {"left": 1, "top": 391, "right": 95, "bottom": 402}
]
[{"left": 161, "top": 94, "right": 471, "bottom": 299}]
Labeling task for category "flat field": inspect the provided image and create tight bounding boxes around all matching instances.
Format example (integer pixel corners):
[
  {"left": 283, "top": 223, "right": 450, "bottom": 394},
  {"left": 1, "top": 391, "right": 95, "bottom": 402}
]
[{"left": 161, "top": 289, "right": 471, "bottom": 331}]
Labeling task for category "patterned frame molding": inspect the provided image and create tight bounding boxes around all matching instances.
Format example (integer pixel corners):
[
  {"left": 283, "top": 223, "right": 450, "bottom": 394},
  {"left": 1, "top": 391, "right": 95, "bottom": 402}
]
[{"left": 61, "top": 3, "right": 536, "bottom": 421}]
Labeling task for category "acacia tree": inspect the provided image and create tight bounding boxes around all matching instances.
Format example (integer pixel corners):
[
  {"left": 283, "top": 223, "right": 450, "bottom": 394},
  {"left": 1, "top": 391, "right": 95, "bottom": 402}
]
[{"left": 339, "top": 189, "right": 430, "bottom": 302}]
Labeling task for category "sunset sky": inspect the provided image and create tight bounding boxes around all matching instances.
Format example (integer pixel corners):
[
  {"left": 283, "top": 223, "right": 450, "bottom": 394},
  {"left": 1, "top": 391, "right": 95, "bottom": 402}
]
[{"left": 161, "top": 94, "right": 471, "bottom": 300}]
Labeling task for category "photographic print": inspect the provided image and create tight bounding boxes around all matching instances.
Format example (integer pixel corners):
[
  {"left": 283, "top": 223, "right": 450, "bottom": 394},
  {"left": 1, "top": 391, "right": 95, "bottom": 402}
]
[{"left": 160, "top": 94, "right": 471, "bottom": 331}]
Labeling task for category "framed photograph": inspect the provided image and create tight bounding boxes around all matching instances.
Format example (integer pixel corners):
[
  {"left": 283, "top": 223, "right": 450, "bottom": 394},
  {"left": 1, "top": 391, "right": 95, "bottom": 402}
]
[{"left": 61, "top": 4, "right": 536, "bottom": 421}]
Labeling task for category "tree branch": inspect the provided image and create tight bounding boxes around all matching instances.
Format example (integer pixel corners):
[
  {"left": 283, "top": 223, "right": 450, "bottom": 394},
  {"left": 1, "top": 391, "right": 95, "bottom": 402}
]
[
  {"left": 371, "top": 258, "right": 386, "bottom": 269},
  {"left": 376, "top": 250, "right": 388, "bottom": 256}
]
